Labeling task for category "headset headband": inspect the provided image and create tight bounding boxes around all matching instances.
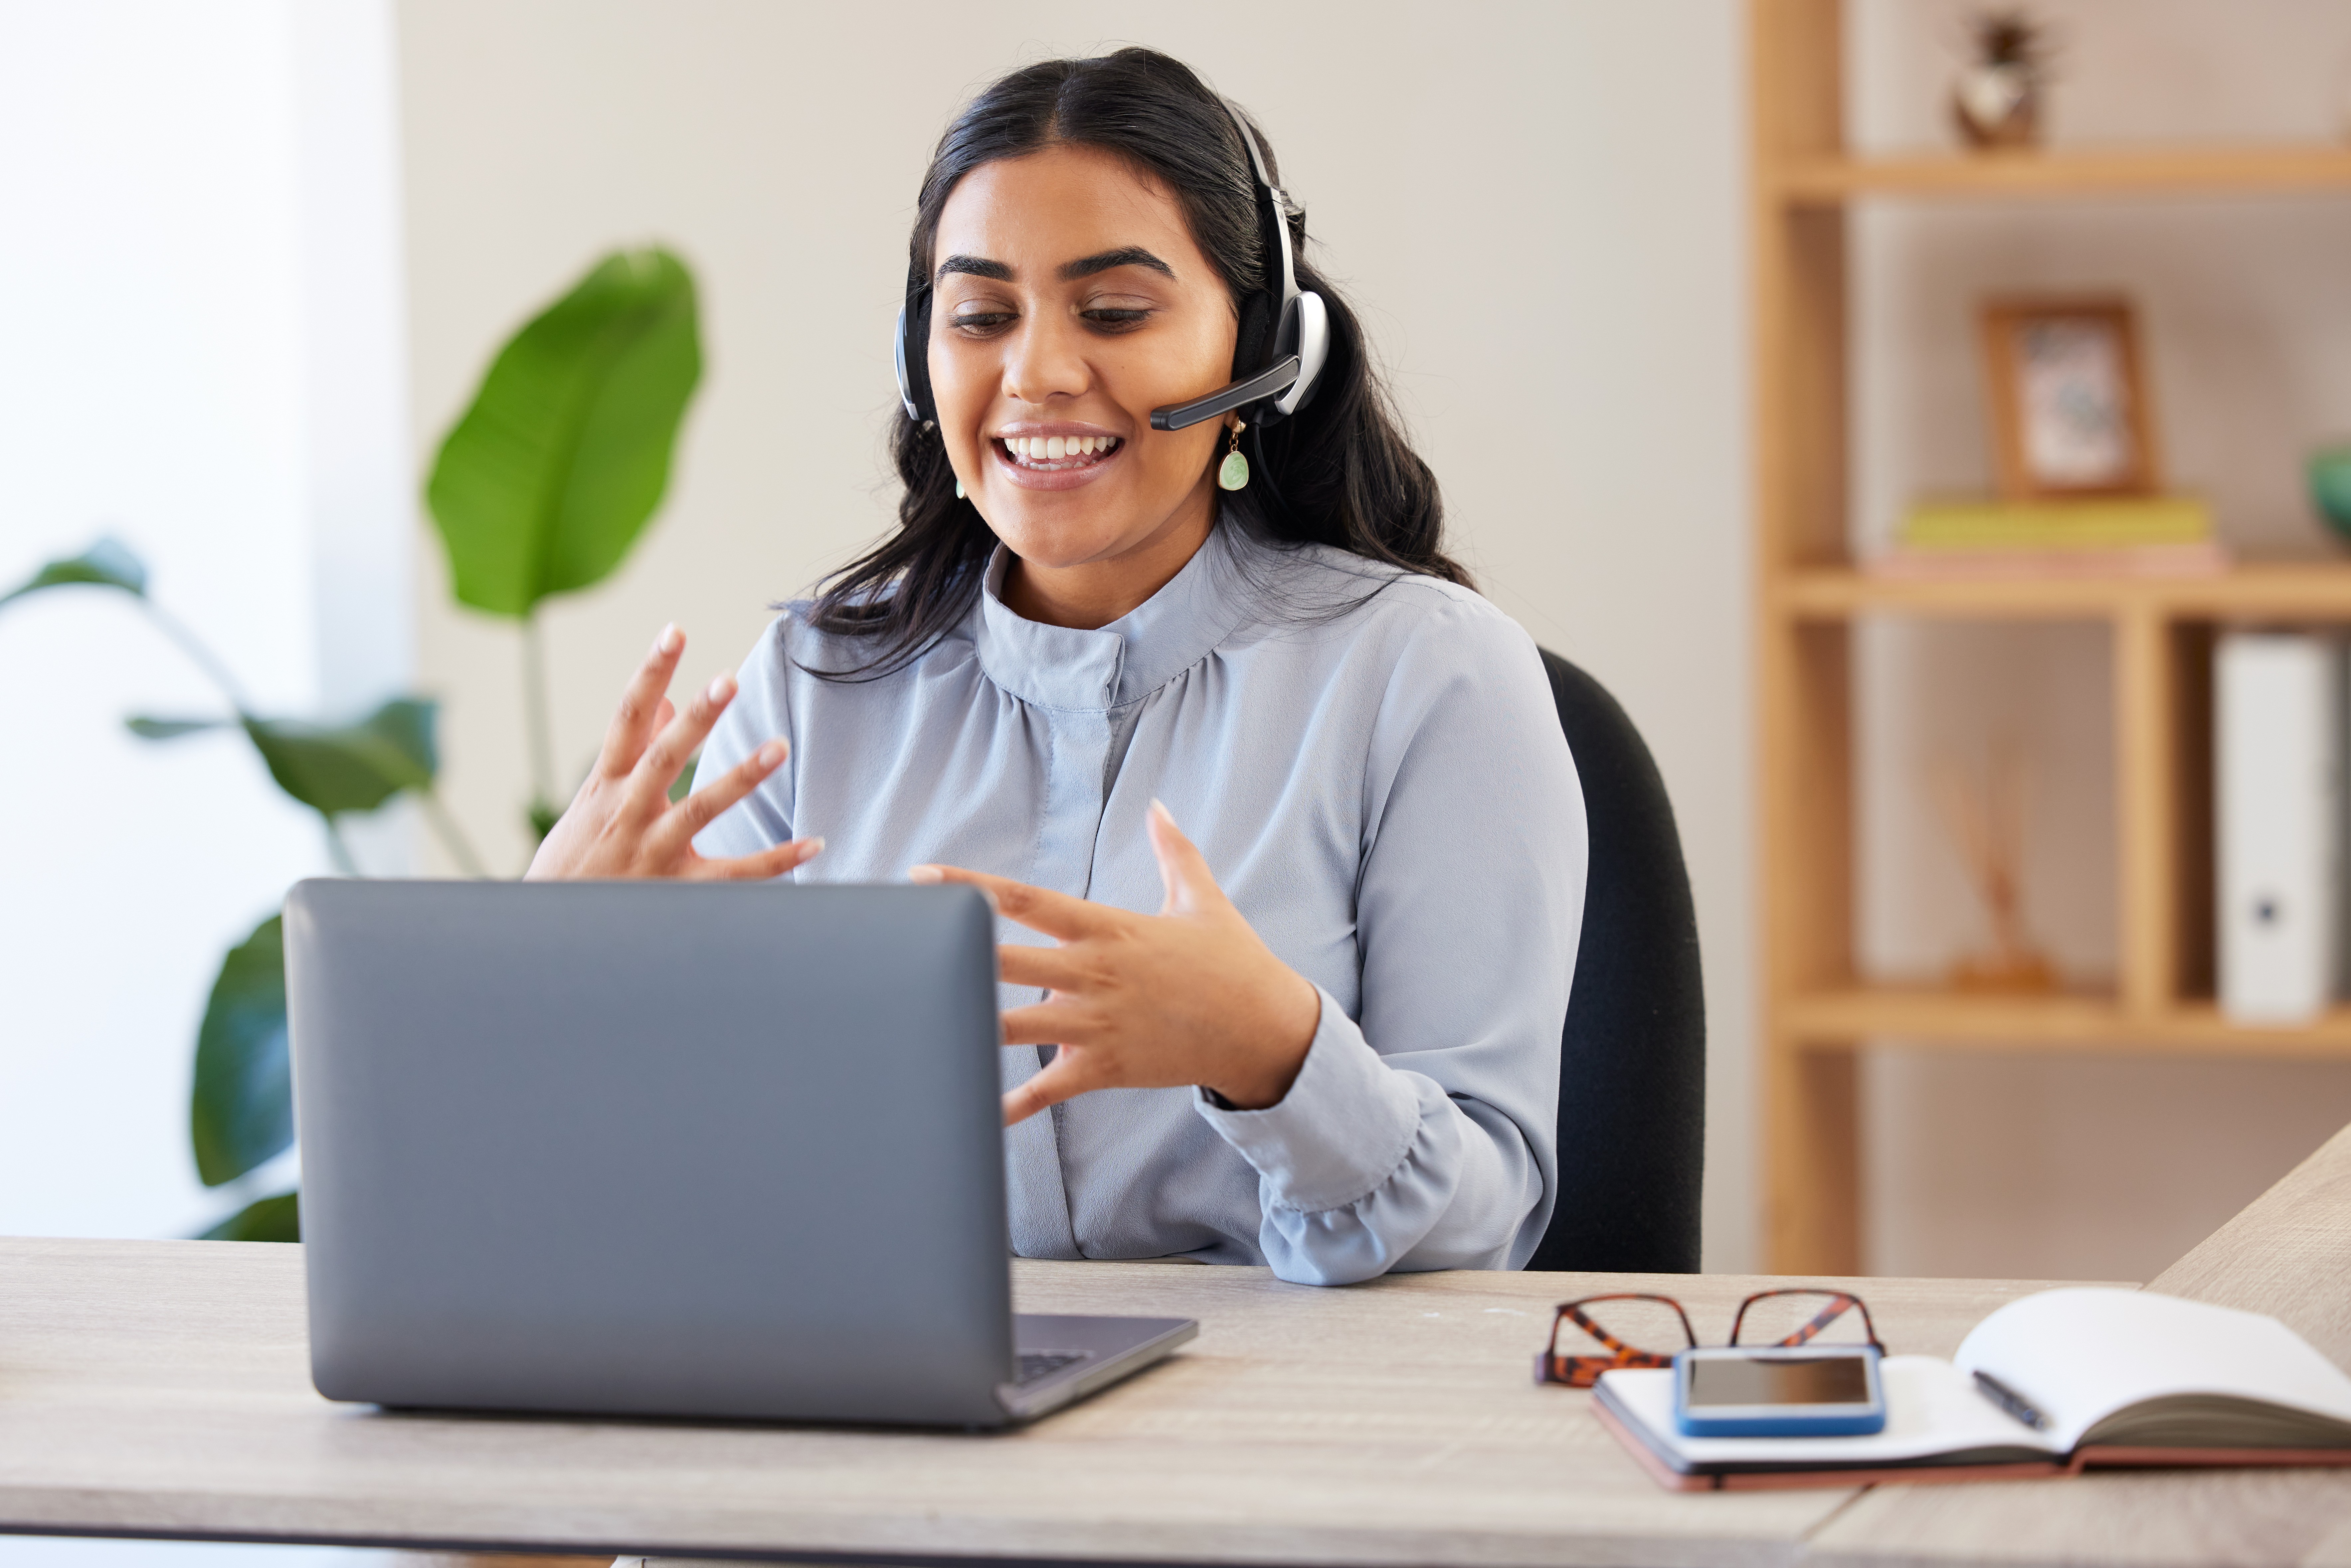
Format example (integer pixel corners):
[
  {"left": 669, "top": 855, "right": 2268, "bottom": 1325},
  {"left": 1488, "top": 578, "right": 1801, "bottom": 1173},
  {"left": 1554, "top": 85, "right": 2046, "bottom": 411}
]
[
  {"left": 1225, "top": 99, "right": 1301, "bottom": 316},
  {"left": 1147, "top": 98, "right": 1326, "bottom": 432}
]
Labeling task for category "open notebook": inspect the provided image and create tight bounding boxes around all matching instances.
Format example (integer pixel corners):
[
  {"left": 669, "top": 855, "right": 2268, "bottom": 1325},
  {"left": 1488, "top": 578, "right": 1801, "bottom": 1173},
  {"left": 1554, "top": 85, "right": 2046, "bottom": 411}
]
[{"left": 1594, "top": 1288, "right": 2351, "bottom": 1492}]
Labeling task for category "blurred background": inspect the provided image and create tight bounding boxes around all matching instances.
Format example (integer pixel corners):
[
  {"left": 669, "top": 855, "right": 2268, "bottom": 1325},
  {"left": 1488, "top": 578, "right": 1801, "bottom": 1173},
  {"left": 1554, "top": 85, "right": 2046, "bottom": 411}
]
[{"left": 10, "top": 12, "right": 2351, "bottom": 1551}]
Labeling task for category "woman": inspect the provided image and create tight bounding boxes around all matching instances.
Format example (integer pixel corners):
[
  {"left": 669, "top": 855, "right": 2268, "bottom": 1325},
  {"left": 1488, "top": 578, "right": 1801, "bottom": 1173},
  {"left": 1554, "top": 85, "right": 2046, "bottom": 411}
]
[{"left": 529, "top": 48, "right": 1585, "bottom": 1287}]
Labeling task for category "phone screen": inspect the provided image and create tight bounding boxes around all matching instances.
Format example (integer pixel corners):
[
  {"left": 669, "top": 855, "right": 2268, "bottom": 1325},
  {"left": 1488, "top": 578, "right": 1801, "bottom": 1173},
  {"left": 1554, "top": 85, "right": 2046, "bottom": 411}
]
[{"left": 1685, "top": 1354, "right": 1872, "bottom": 1408}]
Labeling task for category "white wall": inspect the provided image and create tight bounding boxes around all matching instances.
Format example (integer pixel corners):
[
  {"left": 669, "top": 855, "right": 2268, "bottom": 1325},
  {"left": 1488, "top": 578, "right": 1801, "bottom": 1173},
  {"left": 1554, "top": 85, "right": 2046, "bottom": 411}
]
[
  {"left": 396, "top": 1, "right": 1760, "bottom": 1267},
  {"left": 1850, "top": 0, "right": 2351, "bottom": 1280},
  {"left": 0, "top": 0, "right": 412, "bottom": 1245}
]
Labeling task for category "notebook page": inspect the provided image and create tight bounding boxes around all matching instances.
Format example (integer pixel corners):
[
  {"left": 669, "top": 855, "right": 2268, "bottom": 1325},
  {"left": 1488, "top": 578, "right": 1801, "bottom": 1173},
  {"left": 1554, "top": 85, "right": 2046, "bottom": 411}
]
[
  {"left": 1953, "top": 1288, "right": 2351, "bottom": 1450},
  {"left": 1598, "top": 1357, "right": 2063, "bottom": 1468}
]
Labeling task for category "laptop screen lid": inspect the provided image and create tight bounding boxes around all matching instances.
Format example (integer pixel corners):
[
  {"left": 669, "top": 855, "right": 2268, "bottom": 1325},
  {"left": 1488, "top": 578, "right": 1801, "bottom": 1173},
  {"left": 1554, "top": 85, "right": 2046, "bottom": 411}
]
[{"left": 285, "top": 878, "right": 1012, "bottom": 1427}]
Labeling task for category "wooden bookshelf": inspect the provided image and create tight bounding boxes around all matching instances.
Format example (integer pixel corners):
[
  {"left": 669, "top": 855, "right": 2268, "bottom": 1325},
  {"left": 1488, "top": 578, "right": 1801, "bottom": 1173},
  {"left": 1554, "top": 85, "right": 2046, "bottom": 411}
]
[{"left": 1752, "top": 0, "right": 2351, "bottom": 1272}]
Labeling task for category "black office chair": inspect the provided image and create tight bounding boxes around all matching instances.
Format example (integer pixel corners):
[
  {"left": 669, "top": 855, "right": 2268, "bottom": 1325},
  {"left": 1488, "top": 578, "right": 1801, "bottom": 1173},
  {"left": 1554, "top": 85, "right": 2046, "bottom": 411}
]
[{"left": 1523, "top": 648, "right": 1706, "bottom": 1274}]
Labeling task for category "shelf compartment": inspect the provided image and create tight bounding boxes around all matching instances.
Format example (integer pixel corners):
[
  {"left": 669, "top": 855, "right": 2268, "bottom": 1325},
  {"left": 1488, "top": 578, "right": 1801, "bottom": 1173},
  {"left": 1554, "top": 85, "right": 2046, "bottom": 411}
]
[
  {"left": 1774, "top": 144, "right": 2351, "bottom": 206},
  {"left": 1784, "top": 987, "right": 2351, "bottom": 1058}
]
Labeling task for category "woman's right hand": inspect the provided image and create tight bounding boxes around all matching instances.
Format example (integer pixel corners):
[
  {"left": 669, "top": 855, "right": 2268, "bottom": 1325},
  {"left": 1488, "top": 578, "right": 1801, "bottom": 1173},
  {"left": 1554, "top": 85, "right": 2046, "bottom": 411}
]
[{"left": 525, "top": 624, "right": 822, "bottom": 882}]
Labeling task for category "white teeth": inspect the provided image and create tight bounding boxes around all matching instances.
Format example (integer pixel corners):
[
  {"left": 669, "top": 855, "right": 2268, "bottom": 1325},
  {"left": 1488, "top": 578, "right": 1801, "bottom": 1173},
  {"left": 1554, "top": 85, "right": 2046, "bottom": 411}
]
[{"left": 1003, "top": 434, "right": 1116, "bottom": 462}]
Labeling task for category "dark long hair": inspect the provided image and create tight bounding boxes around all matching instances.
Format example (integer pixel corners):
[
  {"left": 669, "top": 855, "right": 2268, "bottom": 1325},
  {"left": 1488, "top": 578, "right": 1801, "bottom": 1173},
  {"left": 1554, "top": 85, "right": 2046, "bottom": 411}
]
[{"left": 806, "top": 47, "right": 1465, "bottom": 679}]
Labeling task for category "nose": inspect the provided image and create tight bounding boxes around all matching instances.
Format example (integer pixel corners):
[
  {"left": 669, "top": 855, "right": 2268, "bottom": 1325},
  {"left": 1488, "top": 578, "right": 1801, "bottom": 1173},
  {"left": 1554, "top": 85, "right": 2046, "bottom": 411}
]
[{"left": 999, "top": 309, "right": 1093, "bottom": 407}]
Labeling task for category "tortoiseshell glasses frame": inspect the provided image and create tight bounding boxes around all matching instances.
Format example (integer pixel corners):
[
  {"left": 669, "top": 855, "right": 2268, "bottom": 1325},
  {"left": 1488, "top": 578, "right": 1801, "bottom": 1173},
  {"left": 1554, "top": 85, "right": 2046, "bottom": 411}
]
[{"left": 1533, "top": 1289, "right": 1885, "bottom": 1388}]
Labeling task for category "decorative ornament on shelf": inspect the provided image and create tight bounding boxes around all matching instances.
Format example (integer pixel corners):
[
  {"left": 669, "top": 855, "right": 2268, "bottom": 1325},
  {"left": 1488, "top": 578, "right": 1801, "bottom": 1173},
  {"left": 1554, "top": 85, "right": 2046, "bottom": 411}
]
[
  {"left": 1952, "top": 10, "right": 2050, "bottom": 152},
  {"left": 1930, "top": 743, "right": 2059, "bottom": 994},
  {"left": 1980, "top": 296, "right": 2158, "bottom": 502},
  {"left": 2307, "top": 444, "right": 2351, "bottom": 547}
]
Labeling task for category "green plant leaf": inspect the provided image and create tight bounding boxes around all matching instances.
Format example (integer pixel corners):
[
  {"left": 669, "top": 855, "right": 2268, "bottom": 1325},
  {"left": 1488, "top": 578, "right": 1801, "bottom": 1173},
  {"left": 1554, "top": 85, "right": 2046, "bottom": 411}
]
[
  {"left": 127, "top": 715, "right": 230, "bottom": 740},
  {"left": 668, "top": 751, "right": 699, "bottom": 804},
  {"left": 199, "top": 1190, "right": 298, "bottom": 1242},
  {"left": 0, "top": 536, "right": 148, "bottom": 608},
  {"left": 191, "top": 914, "right": 290, "bottom": 1188},
  {"left": 426, "top": 248, "right": 701, "bottom": 618},
  {"left": 243, "top": 697, "right": 439, "bottom": 817}
]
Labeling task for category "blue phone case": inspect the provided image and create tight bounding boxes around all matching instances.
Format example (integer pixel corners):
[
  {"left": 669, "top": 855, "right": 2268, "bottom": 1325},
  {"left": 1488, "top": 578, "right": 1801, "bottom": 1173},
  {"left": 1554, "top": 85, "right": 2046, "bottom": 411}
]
[{"left": 1671, "top": 1346, "right": 1888, "bottom": 1437}]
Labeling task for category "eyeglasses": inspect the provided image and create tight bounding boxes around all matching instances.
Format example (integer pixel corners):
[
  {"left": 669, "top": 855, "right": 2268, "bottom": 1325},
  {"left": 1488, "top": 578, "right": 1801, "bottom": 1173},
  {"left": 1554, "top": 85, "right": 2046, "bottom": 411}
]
[{"left": 1534, "top": 1289, "right": 1885, "bottom": 1388}]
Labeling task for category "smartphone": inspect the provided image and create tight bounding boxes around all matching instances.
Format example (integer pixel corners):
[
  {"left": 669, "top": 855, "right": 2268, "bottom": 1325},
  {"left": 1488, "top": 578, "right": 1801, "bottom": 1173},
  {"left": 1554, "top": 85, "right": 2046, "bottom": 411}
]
[{"left": 1671, "top": 1344, "right": 1887, "bottom": 1437}]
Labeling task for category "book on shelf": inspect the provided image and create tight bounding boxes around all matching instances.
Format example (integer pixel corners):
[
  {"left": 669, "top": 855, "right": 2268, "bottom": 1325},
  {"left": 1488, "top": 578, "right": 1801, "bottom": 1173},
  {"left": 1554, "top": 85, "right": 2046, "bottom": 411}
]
[
  {"left": 1594, "top": 1288, "right": 2351, "bottom": 1493},
  {"left": 2216, "top": 631, "right": 2345, "bottom": 1024},
  {"left": 1867, "top": 495, "right": 2228, "bottom": 579}
]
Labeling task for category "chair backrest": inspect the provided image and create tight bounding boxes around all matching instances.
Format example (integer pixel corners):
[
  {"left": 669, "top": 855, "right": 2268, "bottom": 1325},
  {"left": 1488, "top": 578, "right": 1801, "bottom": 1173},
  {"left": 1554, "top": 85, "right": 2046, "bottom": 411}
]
[{"left": 1525, "top": 648, "right": 1706, "bottom": 1274}]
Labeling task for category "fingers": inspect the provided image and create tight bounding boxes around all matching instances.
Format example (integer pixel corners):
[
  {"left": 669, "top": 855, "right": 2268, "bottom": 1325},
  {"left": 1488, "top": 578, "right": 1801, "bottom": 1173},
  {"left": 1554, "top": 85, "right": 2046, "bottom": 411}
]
[
  {"left": 994, "top": 942, "right": 1091, "bottom": 993},
  {"left": 650, "top": 738, "right": 789, "bottom": 851},
  {"left": 1002, "top": 1053, "right": 1091, "bottom": 1126},
  {"left": 908, "top": 863, "right": 1116, "bottom": 941},
  {"left": 1145, "top": 797, "right": 1223, "bottom": 917},
  {"left": 688, "top": 837, "right": 825, "bottom": 882},
  {"left": 628, "top": 669, "right": 737, "bottom": 818},
  {"left": 997, "top": 1001, "right": 1094, "bottom": 1049},
  {"left": 594, "top": 624, "right": 685, "bottom": 781}
]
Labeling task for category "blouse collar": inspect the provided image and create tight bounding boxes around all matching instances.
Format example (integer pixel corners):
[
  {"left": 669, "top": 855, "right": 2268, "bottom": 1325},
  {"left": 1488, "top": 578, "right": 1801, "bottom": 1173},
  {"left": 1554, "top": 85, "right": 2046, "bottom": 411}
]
[{"left": 974, "top": 520, "right": 1255, "bottom": 712}]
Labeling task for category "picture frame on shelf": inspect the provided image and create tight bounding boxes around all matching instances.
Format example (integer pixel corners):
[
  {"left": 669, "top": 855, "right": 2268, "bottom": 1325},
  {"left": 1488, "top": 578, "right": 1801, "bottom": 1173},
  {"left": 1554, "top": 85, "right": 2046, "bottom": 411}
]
[{"left": 1980, "top": 296, "right": 2162, "bottom": 500}]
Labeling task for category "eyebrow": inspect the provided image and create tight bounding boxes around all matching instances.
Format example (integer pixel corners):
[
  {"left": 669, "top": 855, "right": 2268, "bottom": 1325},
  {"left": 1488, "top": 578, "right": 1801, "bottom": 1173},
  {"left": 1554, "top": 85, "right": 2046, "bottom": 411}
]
[
  {"left": 936, "top": 254, "right": 1013, "bottom": 282},
  {"left": 1059, "top": 247, "right": 1174, "bottom": 281},
  {"left": 932, "top": 247, "right": 1176, "bottom": 284}
]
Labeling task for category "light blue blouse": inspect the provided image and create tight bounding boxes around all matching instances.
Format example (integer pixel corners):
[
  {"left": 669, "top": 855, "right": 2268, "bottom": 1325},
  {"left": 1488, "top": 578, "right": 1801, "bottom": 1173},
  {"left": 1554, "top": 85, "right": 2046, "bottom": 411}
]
[{"left": 694, "top": 515, "right": 1586, "bottom": 1285}]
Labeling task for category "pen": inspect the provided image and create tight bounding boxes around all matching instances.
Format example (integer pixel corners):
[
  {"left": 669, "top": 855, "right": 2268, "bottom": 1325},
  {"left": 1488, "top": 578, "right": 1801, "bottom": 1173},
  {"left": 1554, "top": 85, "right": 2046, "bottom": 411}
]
[{"left": 1973, "top": 1369, "right": 2048, "bottom": 1431}]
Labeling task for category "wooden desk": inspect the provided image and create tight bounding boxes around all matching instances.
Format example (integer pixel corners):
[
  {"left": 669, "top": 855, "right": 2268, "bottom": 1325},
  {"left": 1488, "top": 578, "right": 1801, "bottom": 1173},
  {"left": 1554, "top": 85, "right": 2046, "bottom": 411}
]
[
  {"left": 1810, "top": 1121, "right": 2351, "bottom": 1568},
  {"left": 9, "top": 1123, "right": 2350, "bottom": 1568},
  {"left": 0, "top": 1240, "right": 2075, "bottom": 1567}
]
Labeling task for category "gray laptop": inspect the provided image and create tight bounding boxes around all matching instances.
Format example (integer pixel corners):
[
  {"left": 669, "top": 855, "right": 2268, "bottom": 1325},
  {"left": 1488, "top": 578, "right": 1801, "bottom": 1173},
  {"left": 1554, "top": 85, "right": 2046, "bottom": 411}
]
[{"left": 283, "top": 878, "right": 1194, "bottom": 1428}]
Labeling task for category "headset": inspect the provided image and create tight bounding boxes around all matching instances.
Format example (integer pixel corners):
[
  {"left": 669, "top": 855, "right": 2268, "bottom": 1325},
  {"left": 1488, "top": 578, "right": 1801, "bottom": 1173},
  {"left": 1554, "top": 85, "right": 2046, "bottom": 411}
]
[{"left": 893, "top": 95, "right": 1331, "bottom": 437}]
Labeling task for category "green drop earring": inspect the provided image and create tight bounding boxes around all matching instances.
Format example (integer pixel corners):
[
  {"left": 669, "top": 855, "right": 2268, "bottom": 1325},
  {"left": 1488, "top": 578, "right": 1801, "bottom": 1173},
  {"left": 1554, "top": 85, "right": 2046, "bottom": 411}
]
[
  {"left": 1217, "top": 421, "right": 1250, "bottom": 492},
  {"left": 954, "top": 477, "right": 965, "bottom": 500}
]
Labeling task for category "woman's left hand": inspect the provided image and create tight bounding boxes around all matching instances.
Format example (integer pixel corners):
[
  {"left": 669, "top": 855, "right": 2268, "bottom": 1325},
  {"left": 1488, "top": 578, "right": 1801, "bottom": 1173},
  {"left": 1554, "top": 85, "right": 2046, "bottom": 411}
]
[{"left": 911, "top": 800, "right": 1321, "bottom": 1125}]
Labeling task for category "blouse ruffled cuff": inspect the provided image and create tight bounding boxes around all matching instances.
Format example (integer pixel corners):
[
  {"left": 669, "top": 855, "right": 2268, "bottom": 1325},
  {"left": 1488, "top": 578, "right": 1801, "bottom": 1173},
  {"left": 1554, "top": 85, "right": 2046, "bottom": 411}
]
[{"left": 1191, "top": 986, "right": 1422, "bottom": 1215}]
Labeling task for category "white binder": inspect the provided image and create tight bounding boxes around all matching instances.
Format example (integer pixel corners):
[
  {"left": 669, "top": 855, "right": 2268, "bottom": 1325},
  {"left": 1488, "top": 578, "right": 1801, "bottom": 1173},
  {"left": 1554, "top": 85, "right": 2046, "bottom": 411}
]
[{"left": 2216, "top": 632, "right": 2342, "bottom": 1023}]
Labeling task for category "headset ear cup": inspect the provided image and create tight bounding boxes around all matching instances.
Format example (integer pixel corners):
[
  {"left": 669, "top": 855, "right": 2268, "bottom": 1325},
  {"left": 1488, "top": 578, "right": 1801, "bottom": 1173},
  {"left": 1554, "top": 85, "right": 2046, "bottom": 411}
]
[
  {"left": 897, "top": 290, "right": 935, "bottom": 424},
  {"left": 893, "top": 303, "right": 914, "bottom": 420},
  {"left": 1232, "top": 292, "right": 1274, "bottom": 384},
  {"left": 1271, "top": 291, "right": 1330, "bottom": 419}
]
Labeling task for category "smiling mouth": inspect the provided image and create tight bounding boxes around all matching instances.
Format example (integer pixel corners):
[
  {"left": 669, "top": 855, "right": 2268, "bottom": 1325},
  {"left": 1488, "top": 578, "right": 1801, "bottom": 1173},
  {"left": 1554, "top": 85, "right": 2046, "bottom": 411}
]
[{"left": 995, "top": 434, "right": 1123, "bottom": 473}]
